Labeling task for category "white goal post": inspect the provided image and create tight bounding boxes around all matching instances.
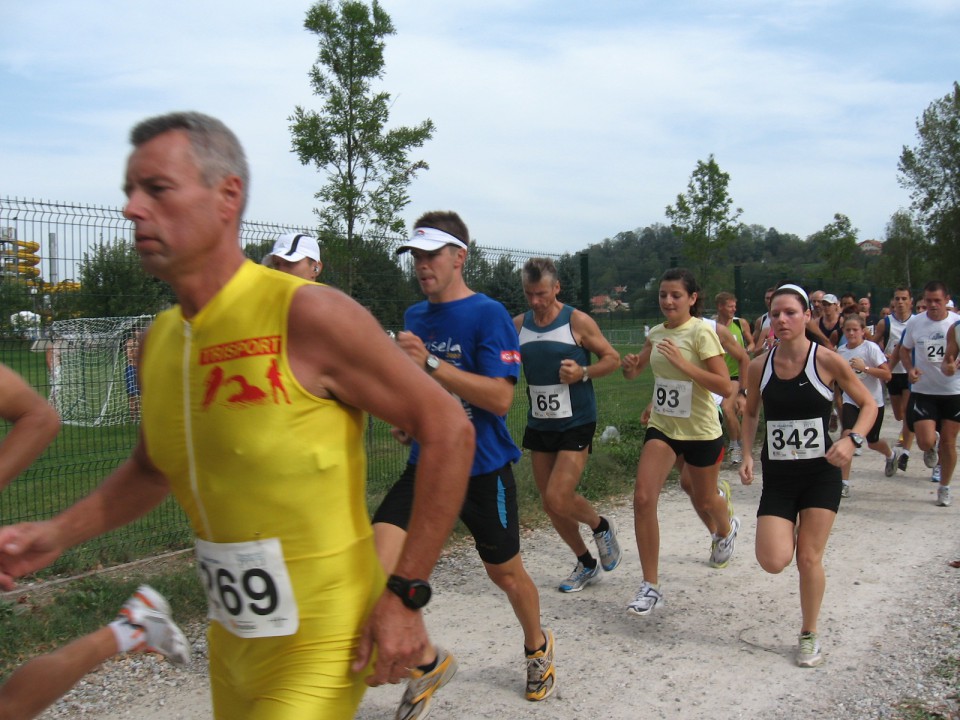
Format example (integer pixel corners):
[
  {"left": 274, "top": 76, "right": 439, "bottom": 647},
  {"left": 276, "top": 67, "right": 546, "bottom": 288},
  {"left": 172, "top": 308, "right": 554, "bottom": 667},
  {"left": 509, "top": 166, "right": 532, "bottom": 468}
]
[{"left": 48, "top": 315, "right": 154, "bottom": 427}]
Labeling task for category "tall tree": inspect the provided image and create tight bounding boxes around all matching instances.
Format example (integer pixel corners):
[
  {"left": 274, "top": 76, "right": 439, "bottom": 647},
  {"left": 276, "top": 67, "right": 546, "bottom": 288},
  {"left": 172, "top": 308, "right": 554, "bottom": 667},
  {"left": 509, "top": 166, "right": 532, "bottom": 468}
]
[
  {"left": 807, "top": 213, "right": 860, "bottom": 287},
  {"left": 290, "top": 0, "right": 435, "bottom": 295},
  {"left": 878, "top": 210, "right": 929, "bottom": 288},
  {"left": 898, "top": 82, "right": 960, "bottom": 290},
  {"left": 665, "top": 154, "right": 743, "bottom": 290}
]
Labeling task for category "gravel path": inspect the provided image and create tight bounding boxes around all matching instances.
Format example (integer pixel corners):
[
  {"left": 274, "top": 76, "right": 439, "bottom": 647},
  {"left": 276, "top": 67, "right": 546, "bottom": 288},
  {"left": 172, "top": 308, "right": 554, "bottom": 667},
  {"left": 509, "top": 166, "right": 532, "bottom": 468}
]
[{"left": 36, "top": 417, "right": 960, "bottom": 719}]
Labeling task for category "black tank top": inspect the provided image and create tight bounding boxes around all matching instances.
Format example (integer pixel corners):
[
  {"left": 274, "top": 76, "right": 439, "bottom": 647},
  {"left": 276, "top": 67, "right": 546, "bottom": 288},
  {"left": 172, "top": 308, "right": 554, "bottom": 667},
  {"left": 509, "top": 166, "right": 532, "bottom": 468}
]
[
  {"left": 819, "top": 316, "right": 842, "bottom": 346},
  {"left": 759, "top": 342, "right": 835, "bottom": 476}
]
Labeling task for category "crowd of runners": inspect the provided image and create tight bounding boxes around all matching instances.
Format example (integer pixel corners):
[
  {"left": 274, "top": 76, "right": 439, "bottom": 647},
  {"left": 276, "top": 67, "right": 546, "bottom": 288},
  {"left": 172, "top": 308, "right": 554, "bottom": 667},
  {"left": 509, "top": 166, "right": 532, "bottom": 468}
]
[{"left": 0, "top": 110, "right": 957, "bottom": 719}]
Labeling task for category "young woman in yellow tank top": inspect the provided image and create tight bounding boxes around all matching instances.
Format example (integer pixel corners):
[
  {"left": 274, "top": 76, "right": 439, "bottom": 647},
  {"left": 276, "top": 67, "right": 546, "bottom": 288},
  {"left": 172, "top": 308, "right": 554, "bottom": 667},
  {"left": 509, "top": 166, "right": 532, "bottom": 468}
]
[{"left": 621, "top": 268, "right": 735, "bottom": 616}]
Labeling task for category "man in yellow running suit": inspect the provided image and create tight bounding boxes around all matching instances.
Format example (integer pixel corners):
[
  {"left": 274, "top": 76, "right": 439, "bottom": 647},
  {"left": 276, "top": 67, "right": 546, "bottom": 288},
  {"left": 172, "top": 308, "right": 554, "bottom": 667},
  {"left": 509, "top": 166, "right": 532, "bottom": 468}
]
[{"left": 0, "top": 111, "right": 474, "bottom": 719}]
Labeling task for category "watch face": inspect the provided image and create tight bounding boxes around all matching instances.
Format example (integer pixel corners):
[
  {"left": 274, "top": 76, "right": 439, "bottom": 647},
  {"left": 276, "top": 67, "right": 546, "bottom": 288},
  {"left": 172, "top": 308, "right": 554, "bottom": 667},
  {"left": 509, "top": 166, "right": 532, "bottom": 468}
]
[
  {"left": 408, "top": 582, "right": 432, "bottom": 608},
  {"left": 388, "top": 576, "right": 432, "bottom": 609},
  {"left": 425, "top": 355, "right": 440, "bottom": 372}
]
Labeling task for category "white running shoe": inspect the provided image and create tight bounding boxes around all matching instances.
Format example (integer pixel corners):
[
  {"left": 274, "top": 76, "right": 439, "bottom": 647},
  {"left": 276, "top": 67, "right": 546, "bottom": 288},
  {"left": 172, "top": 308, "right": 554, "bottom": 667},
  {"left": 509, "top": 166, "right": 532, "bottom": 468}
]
[
  {"left": 710, "top": 516, "right": 740, "bottom": 568},
  {"left": 840, "top": 482, "right": 850, "bottom": 498},
  {"left": 117, "top": 585, "right": 191, "bottom": 666},
  {"left": 932, "top": 465, "right": 942, "bottom": 483},
  {"left": 924, "top": 433, "right": 940, "bottom": 468},
  {"left": 627, "top": 581, "right": 663, "bottom": 616},
  {"left": 937, "top": 485, "right": 951, "bottom": 507},
  {"left": 884, "top": 449, "right": 900, "bottom": 477},
  {"left": 729, "top": 445, "right": 743, "bottom": 465},
  {"left": 797, "top": 631, "right": 823, "bottom": 668}
]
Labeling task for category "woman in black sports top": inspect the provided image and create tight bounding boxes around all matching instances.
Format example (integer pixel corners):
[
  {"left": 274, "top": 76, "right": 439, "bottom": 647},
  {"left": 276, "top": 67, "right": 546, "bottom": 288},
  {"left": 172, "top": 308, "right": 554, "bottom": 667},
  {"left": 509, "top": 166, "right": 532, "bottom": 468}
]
[{"left": 738, "top": 284, "right": 876, "bottom": 669}]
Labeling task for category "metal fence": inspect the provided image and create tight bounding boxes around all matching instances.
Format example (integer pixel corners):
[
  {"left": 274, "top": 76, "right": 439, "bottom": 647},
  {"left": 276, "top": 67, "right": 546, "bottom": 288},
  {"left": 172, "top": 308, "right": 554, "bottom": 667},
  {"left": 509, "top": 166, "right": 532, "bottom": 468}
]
[{"left": 0, "top": 196, "right": 642, "bottom": 578}]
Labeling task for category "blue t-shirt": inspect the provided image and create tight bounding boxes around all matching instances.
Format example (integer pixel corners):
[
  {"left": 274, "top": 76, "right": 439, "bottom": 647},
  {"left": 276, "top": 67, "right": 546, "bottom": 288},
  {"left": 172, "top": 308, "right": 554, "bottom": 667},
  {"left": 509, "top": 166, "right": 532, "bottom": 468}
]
[{"left": 406, "top": 293, "right": 522, "bottom": 475}]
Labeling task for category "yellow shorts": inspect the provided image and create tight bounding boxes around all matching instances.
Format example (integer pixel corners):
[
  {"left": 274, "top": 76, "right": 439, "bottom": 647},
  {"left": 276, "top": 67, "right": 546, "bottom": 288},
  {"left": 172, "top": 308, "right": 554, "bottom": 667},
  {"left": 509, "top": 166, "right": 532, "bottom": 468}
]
[{"left": 207, "top": 537, "right": 383, "bottom": 719}]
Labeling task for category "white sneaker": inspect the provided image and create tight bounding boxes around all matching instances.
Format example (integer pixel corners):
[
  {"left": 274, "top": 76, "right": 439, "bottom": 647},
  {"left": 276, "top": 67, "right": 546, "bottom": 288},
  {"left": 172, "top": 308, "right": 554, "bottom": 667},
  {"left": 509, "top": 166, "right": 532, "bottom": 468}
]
[
  {"left": 840, "top": 482, "right": 850, "bottom": 498},
  {"left": 924, "top": 433, "right": 940, "bottom": 468},
  {"left": 627, "top": 581, "right": 663, "bottom": 616},
  {"left": 932, "top": 465, "right": 942, "bottom": 483},
  {"left": 729, "top": 445, "right": 743, "bottom": 465},
  {"left": 797, "top": 631, "right": 823, "bottom": 668},
  {"left": 884, "top": 449, "right": 900, "bottom": 477},
  {"left": 117, "top": 585, "right": 191, "bottom": 666},
  {"left": 937, "top": 485, "right": 951, "bottom": 507},
  {"left": 710, "top": 516, "right": 740, "bottom": 568}
]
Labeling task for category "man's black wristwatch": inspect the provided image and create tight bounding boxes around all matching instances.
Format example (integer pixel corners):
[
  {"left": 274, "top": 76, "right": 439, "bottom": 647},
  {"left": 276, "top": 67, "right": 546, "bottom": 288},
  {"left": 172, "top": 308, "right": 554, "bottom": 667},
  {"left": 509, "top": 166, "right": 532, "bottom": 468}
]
[
  {"left": 847, "top": 432, "right": 864, "bottom": 449},
  {"left": 386, "top": 574, "right": 432, "bottom": 610}
]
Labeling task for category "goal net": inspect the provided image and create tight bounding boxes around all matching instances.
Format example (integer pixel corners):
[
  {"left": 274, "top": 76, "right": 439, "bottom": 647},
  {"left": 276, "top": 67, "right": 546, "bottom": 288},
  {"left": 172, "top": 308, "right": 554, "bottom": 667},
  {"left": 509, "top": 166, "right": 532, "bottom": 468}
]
[{"left": 48, "top": 315, "right": 154, "bottom": 426}]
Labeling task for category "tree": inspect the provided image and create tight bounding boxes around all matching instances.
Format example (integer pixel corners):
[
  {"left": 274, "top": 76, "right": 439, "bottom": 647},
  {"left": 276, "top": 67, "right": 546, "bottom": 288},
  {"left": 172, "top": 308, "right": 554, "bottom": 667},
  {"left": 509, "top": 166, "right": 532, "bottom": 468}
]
[
  {"left": 899, "top": 82, "right": 960, "bottom": 290},
  {"left": 76, "top": 240, "right": 175, "bottom": 317},
  {"left": 807, "top": 213, "right": 860, "bottom": 287},
  {"left": 665, "top": 154, "right": 743, "bottom": 291},
  {"left": 878, "top": 210, "right": 929, "bottom": 288},
  {"left": 290, "top": 0, "right": 435, "bottom": 295}
]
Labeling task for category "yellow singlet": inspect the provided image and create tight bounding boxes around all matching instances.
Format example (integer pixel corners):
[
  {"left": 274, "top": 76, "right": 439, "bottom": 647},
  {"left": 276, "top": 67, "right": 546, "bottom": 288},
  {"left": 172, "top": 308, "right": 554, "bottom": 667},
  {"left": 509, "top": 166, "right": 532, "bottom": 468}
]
[{"left": 141, "top": 261, "right": 382, "bottom": 719}]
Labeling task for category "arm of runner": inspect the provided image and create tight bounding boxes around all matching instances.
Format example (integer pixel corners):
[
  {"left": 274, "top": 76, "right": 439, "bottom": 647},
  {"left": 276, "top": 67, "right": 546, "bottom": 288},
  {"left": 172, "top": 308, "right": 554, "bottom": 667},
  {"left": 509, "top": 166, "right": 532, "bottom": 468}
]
[
  {"left": 0, "top": 436, "right": 169, "bottom": 590},
  {"left": 737, "top": 355, "right": 765, "bottom": 486},
  {"left": 395, "top": 330, "right": 515, "bottom": 416},
  {"left": 716, "top": 324, "right": 750, "bottom": 385},
  {"left": 561, "top": 309, "right": 620, "bottom": 384},
  {"left": 849, "top": 350, "right": 891, "bottom": 382},
  {"left": 739, "top": 317, "right": 756, "bottom": 355},
  {"left": 286, "top": 286, "right": 474, "bottom": 684},
  {"left": 0, "top": 363, "right": 61, "bottom": 491},
  {"left": 899, "top": 338, "right": 921, "bottom": 383},
  {"left": 621, "top": 339, "right": 653, "bottom": 380},
  {"left": 806, "top": 319, "right": 834, "bottom": 349},
  {"left": 944, "top": 323, "right": 960, "bottom": 377},
  {"left": 655, "top": 340, "right": 732, "bottom": 398},
  {"left": 822, "top": 353, "right": 878, "bottom": 467}
]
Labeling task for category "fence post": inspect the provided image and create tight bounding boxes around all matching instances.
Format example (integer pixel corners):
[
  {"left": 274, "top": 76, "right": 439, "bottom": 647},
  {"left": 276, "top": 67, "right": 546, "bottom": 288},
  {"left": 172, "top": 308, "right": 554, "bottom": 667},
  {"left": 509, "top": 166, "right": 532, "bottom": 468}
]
[{"left": 579, "top": 251, "right": 590, "bottom": 313}]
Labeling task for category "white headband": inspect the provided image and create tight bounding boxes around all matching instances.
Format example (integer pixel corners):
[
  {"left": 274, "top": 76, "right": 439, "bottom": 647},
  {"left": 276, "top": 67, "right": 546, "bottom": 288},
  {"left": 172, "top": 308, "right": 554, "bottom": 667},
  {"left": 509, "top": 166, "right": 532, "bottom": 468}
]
[{"left": 775, "top": 284, "right": 810, "bottom": 308}]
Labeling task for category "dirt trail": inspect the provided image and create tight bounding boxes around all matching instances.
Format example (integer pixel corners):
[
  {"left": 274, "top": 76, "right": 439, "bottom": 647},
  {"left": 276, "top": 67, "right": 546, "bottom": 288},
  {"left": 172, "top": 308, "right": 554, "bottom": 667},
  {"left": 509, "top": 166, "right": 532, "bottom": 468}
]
[{"left": 61, "top": 414, "right": 960, "bottom": 719}]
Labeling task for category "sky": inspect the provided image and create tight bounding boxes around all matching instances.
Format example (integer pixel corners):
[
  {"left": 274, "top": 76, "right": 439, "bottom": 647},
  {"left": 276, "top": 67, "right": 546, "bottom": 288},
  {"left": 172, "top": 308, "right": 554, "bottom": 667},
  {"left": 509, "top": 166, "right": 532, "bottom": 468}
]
[{"left": 2, "top": 1, "right": 958, "bottom": 255}]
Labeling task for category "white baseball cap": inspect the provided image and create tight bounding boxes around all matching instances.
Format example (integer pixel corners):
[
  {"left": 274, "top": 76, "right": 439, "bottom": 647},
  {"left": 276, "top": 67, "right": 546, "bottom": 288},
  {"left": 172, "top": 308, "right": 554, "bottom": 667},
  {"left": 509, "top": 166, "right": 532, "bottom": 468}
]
[{"left": 261, "top": 233, "right": 320, "bottom": 265}]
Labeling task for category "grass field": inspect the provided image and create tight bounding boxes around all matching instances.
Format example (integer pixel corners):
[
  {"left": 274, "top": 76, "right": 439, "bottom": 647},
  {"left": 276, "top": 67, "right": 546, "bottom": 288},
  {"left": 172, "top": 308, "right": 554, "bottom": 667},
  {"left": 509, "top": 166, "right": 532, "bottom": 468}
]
[{"left": 0, "top": 339, "right": 652, "bottom": 576}]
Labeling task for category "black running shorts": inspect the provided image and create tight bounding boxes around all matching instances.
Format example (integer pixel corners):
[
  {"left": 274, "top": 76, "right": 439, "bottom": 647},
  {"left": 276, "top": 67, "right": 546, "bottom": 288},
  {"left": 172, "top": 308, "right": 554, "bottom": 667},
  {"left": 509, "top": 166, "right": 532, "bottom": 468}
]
[
  {"left": 373, "top": 463, "right": 520, "bottom": 565},
  {"left": 642, "top": 426, "right": 724, "bottom": 468},
  {"left": 757, "top": 463, "right": 842, "bottom": 520},
  {"left": 522, "top": 422, "right": 596, "bottom": 454},
  {"left": 841, "top": 403, "right": 885, "bottom": 444}
]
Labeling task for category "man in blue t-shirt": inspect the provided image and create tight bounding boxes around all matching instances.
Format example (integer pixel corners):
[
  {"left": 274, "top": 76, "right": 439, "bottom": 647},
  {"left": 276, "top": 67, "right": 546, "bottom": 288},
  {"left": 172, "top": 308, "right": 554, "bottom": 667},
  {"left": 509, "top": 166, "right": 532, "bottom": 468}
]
[{"left": 372, "top": 211, "right": 557, "bottom": 714}]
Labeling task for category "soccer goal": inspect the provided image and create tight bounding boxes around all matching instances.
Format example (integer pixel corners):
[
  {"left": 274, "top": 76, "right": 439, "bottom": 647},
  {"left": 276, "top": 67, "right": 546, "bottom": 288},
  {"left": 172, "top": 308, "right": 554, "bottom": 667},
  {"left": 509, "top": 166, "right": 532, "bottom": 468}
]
[{"left": 48, "top": 315, "right": 154, "bottom": 426}]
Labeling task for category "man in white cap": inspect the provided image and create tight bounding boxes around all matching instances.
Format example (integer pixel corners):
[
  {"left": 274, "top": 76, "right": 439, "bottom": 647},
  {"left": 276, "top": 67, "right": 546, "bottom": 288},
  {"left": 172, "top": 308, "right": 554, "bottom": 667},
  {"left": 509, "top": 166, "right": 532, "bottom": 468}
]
[
  {"left": 261, "top": 232, "right": 322, "bottom": 281},
  {"left": 814, "top": 293, "right": 843, "bottom": 348}
]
